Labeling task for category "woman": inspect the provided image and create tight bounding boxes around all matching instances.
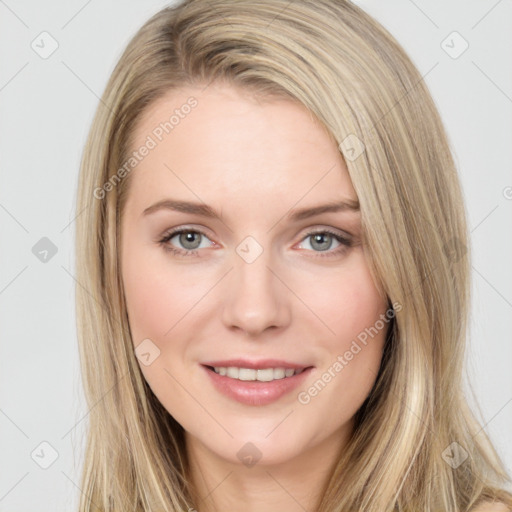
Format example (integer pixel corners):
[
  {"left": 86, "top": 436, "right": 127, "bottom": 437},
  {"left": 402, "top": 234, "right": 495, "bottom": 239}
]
[{"left": 74, "top": 0, "right": 512, "bottom": 510}]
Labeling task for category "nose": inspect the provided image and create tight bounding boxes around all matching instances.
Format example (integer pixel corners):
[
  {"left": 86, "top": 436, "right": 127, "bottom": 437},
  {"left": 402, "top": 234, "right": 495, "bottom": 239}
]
[{"left": 221, "top": 245, "right": 291, "bottom": 337}]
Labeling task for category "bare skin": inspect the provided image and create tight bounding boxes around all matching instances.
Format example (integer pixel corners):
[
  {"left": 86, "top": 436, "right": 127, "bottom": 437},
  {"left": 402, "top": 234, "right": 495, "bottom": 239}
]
[{"left": 120, "top": 81, "right": 391, "bottom": 512}]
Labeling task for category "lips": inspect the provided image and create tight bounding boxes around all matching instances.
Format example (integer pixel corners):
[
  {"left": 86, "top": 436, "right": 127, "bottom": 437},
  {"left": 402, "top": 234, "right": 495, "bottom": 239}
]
[
  {"left": 201, "top": 358, "right": 311, "bottom": 370},
  {"left": 201, "top": 363, "right": 314, "bottom": 406}
]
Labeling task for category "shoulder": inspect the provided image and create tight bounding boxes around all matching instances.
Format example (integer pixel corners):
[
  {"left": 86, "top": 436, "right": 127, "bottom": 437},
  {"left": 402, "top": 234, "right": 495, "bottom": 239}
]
[{"left": 471, "top": 502, "right": 510, "bottom": 512}]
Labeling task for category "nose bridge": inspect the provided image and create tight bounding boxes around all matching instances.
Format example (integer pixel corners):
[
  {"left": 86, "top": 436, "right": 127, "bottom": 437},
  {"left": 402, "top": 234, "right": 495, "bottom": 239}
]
[{"left": 221, "top": 235, "right": 290, "bottom": 335}]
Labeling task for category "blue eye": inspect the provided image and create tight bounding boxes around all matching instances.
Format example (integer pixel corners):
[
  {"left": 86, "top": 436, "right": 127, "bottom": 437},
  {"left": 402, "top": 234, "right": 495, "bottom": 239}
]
[
  {"left": 158, "top": 229, "right": 212, "bottom": 256},
  {"left": 298, "top": 230, "right": 352, "bottom": 257},
  {"left": 158, "top": 228, "right": 353, "bottom": 258}
]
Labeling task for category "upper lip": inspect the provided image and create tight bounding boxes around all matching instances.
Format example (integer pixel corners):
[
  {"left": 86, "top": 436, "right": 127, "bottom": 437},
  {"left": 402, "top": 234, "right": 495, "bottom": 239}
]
[{"left": 201, "top": 358, "right": 313, "bottom": 370}]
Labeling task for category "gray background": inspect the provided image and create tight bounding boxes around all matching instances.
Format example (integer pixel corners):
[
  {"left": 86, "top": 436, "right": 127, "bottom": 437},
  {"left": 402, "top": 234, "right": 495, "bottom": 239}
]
[{"left": 0, "top": 0, "right": 511, "bottom": 510}]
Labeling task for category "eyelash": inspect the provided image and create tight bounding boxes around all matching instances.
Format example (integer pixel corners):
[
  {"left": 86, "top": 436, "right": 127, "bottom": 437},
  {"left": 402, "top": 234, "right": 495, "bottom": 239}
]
[{"left": 157, "top": 228, "right": 353, "bottom": 258}]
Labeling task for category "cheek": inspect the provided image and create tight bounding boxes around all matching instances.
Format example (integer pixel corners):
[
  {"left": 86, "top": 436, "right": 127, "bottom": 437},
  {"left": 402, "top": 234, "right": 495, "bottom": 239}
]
[
  {"left": 123, "top": 264, "right": 173, "bottom": 345},
  {"left": 309, "top": 260, "right": 388, "bottom": 406},
  {"left": 296, "top": 255, "right": 389, "bottom": 404},
  {"left": 122, "top": 240, "right": 211, "bottom": 345},
  {"left": 302, "top": 257, "right": 387, "bottom": 347},
  {"left": 121, "top": 245, "right": 202, "bottom": 394}
]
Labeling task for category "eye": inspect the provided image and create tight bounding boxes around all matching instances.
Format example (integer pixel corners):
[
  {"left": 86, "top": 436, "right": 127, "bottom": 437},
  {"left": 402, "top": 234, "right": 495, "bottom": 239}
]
[
  {"left": 297, "top": 229, "right": 353, "bottom": 257},
  {"left": 157, "top": 227, "right": 354, "bottom": 258},
  {"left": 158, "top": 228, "right": 213, "bottom": 256}
]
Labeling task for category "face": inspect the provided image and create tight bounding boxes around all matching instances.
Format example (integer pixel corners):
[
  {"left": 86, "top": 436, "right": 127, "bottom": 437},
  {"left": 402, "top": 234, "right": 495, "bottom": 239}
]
[{"left": 120, "top": 82, "right": 389, "bottom": 468}]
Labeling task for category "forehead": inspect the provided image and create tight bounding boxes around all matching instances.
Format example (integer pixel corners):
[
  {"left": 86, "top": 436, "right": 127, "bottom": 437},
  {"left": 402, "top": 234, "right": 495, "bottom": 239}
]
[{"left": 125, "top": 83, "right": 356, "bottom": 214}]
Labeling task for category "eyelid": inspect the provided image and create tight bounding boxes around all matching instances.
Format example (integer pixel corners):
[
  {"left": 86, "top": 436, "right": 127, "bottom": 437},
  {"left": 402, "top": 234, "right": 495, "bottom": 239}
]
[
  {"left": 298, "top": 225, "right": 353, "bottom": 240},
  {"left": 157, "top": 224, "right": 215, "bottom": 241}
]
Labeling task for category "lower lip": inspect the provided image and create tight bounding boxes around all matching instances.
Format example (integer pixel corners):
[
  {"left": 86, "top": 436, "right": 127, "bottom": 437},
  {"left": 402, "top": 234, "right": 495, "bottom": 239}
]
[{"left": 201, "top": 365, "right": 314, "bottom": 406}]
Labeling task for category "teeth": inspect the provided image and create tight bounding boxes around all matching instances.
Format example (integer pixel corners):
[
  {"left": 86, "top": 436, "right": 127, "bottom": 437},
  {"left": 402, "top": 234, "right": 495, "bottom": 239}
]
[{"left": 212, "top": 366, "right": 304, "bottom": 381}]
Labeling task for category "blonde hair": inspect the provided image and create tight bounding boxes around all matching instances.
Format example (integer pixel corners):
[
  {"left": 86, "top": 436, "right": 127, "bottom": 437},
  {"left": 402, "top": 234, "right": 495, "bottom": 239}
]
[{"left": 75, "top": 0, "right": 512, "bottom": 510}]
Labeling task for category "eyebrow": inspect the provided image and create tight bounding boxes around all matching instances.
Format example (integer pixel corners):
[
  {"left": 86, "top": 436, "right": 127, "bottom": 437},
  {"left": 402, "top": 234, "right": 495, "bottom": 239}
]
[{"left": 142, "top": 198, "right": 360, "bottom": 221}]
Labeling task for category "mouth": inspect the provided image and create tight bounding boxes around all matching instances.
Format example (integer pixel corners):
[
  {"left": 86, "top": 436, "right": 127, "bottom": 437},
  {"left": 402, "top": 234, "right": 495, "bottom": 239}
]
[
  {"left": 201, "top": 363, "right": 315, "bottom": 406},
  {"left": 202, "top": 364, "right": 312, "bottom": 382}
]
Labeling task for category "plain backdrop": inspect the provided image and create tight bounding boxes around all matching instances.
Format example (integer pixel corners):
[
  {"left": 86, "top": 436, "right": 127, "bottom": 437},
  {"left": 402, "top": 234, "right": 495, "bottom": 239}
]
[{"left": 0, "top": 1, "right": 511, "bottom": 510}]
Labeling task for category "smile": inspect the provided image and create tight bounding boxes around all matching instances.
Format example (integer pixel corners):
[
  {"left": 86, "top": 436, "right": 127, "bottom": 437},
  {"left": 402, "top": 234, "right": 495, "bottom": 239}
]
[
  {"left": 201, "top": 364, "right": 314, "bottom": 406},
  {"left": 209, "top": 366, "right": 306, "bottom": 381}
]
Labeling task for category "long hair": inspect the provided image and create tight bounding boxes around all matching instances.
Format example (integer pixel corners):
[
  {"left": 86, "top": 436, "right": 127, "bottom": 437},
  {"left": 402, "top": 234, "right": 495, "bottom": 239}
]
[{"left": 74, "top": 1, "right": 512, "bottom": 510}]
